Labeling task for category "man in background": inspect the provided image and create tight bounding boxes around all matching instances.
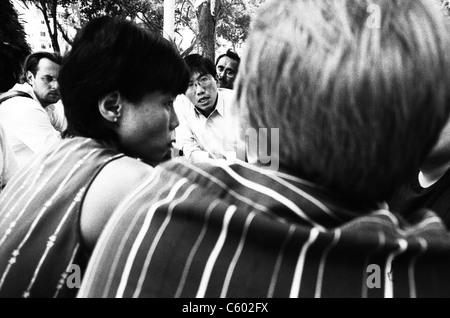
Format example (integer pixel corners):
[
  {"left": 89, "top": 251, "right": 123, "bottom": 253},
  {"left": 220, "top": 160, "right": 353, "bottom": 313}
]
[
  {"left": 0, "top": 0, "right": 31, "bottom": 187},
  {"left": 0, "top": 51, "right": 65, "bottom": 167},
  {"left": 215, "top": 49, "right": 240, "bottom": 89},
  {"left": 174, "top": 53, "right": 244, "bottom": 163}
]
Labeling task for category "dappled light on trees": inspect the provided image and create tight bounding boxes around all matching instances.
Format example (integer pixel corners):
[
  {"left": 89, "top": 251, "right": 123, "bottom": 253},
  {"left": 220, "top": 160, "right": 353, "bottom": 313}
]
[{"left": 17, "top": 0, "right": 264, "bottom": 61}]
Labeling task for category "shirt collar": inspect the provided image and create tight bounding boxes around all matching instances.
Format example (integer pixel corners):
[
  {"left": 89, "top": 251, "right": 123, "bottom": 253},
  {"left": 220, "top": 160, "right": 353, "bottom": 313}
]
[
  {"left": 11, "top": 83, "right": 39, "bottom": 104},
  {"left": 215, "top": 91, "right": 225, "bottom": 116},
  {"left": 194, "top": 92, "right": 224, "bottom": 118}
]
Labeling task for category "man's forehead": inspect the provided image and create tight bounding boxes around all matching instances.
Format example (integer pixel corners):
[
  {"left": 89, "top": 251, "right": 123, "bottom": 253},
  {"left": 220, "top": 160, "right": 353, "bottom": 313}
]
[
  {"left": 37, "top": 58, "right": 60, "bottom": 71},
  {"left": 190, "top": 72, "right": 209, "bottom": 81},
  {"left": 218, "top": 57, "right": 238, "bottom": 69}
]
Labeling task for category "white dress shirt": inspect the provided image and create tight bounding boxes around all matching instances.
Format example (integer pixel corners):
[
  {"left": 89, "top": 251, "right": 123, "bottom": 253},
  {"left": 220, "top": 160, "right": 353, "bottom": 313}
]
[
  {"left": 0, "top": 124, "right": 18, "bottom": 189},
  {"left": 174, "top": 88, "right": 245, "bottom": 163},
  {"left": 0, "top": 83, "right": 62, "bottom": 168},
  {"left": 46, "top": 100, "right": 67, "bottom": 133}
]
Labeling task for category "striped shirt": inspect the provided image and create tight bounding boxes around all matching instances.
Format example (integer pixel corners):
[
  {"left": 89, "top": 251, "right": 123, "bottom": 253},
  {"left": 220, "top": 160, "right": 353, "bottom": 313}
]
[
  {"left": 0, "top": 137, "right": 124, "bottom": 298},
  {"left": 78, "top": 159, "right": 450, "bottom": 298}
]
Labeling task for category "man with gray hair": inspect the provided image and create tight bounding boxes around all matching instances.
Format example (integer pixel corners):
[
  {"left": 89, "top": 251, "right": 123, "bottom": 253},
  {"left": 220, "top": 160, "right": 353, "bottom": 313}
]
[{"left": 79, "top": 0, "right": 450, "bottom": 298}]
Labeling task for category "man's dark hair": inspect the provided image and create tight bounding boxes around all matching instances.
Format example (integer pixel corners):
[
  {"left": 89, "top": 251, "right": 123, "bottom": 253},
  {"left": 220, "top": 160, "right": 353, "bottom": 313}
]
[
  {"left": 215, "top": 49, "right": 240, "bottom": 67},
  {"left": 184, "top": 54, "right": 217, "bottom": 79},
  {"left": 20, "top": 51, "right": 62, "bottom": 83},
  {"left": 59, "top": 16, "right": 190, "bottom": 141}
]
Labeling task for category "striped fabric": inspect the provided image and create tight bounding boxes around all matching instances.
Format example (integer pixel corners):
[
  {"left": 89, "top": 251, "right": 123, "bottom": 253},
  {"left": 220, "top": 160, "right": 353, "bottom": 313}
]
[
  {"left": 0, "top": 137, "right": 124, "bottom": 298},
  {"left": 79, "top": 159, "right": 450, "bottom": 298}
]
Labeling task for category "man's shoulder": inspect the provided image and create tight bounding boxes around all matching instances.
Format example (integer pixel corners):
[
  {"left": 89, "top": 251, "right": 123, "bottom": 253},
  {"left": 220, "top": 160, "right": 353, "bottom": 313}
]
[
  {"left": 157, "top": 158, "right": 281, "bottom": 196},
  {"left": 217, "top": 88, "right": 236, "bottom": 112},
  {"left": 218, "top": 88, "right": 235, "bottom": 99},
  {"left": 0, "top": 90, "right": 33, "bottom": 104},
  {"left": 159, "top": 157, "right": 227, "bottom": 177},
  {"left": 157, "top": 158, "right": 243, "bottom": 184},
  {"left": 174, "top": 94, "right": 195, "bottom": 117},
  {"left": 0, "top": 88, "right": 42, "bottom": 112},
  {"left": 174, "top": 94, "right": 193, "bottom": 107},
  {"left": 0, "top": 83, "right": 35, "bottom": 105},
  {"left": 0, "top": 98, "right": 43, "bottom": 118},
  {"left": 8, "top": 83, "right": 34, "bottom": 96}
]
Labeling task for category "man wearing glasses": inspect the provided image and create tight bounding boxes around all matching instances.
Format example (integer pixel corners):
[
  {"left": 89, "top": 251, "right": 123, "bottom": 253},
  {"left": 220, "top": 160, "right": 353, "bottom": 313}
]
[
  {"left": 215, "top": 49, "right": 240, "bottom": 90},
  {"left": 174, "top": 54, "right": 245, "bottom": 163}
]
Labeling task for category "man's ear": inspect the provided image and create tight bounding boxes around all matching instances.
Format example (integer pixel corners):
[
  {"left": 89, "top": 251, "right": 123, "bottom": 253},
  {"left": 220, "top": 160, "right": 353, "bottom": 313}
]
[
  {"left": 98, "top": 91, "right": 123, "bottom": 123},
  {"left": 26, "top": 71, "right": 34, "bottom": 85}
]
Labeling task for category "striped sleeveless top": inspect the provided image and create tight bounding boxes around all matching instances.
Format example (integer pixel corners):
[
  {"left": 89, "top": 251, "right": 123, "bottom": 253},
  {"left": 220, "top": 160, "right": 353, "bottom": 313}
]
[
  {"left": 79, "top": 159, "right": 450, "bottom": 298},
  {"left": 0, "top": 137, "right": 124, "bottom": 297}
]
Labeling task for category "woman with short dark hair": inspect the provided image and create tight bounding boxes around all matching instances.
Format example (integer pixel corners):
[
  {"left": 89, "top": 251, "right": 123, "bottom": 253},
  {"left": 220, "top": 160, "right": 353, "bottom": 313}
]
[{"left": 0, "top": 16, "right": 189, "bottom": 298}]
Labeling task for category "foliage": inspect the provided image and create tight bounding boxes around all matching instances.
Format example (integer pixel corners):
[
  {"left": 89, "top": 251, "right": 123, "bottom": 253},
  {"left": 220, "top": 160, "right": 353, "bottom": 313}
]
[
  {"left": 19, "top": 0, "right": 62, "bottom": 52},
  {"left": 216, "top": 0, "right": 263, "bottom": 48},
  {"left": 0, "top": 0, "right": 32, "bottom": 91},
  {"left": 175, "top": 0, "right": 264, "bottom": 59},
  {"left": 16, "top": 0, "right": 265, "bottom": 57},
  {"left": 75, "top": 0, "right": 163, "bottom": 32}
]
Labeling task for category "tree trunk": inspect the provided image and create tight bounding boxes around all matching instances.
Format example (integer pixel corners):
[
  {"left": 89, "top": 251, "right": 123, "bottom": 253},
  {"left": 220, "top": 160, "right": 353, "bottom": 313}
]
[
  {"left": 196, "top": 0, "right": 216, "bottom": 61},
  {"left": 37, "top": 0, "right": 60, "bottom": 54},
  {"left": 50, "top": 0, "right": 60, "bottom": 53}
]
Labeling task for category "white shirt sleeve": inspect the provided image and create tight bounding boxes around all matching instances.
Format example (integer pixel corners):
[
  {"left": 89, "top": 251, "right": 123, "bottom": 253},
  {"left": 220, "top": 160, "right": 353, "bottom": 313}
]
[
  {"left": 46, "top": 100, "right": 67, "bottom": 133},
  {"left": 0, "top": 125, "right": 18, "bottom": 188}
]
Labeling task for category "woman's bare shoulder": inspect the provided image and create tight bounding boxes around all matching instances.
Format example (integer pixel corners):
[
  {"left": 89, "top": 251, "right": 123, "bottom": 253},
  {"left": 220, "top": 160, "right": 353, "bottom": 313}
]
[{"left": 80, "top": 156, "right": 154, "bottom": 251}]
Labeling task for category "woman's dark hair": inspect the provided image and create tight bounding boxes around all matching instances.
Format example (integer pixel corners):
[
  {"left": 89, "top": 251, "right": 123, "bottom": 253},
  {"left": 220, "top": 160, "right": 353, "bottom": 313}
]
[{"left": 59, "top": 16, "right": 189, "bottom": 141}]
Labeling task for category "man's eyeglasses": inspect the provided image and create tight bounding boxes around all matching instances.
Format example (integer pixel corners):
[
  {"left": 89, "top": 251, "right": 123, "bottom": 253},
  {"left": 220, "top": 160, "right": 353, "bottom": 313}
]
[
  {"left": 187, "top": 75, "right": 213, "bottom": 90},
  {"left": 217, "top": 67, "right": 236, "bottom": 78}
]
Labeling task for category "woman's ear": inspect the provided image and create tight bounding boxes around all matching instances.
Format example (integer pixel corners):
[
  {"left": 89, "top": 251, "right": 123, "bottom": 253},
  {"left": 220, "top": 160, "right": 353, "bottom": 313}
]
[{"left": 98, "top": 91, "right": 123, "bottom": 123}]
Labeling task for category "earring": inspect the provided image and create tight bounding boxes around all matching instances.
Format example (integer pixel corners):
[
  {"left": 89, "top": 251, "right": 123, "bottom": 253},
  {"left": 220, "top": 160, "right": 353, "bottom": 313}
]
[{"left": 113, "top": 117, "right": 118, "bottom": 122}]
